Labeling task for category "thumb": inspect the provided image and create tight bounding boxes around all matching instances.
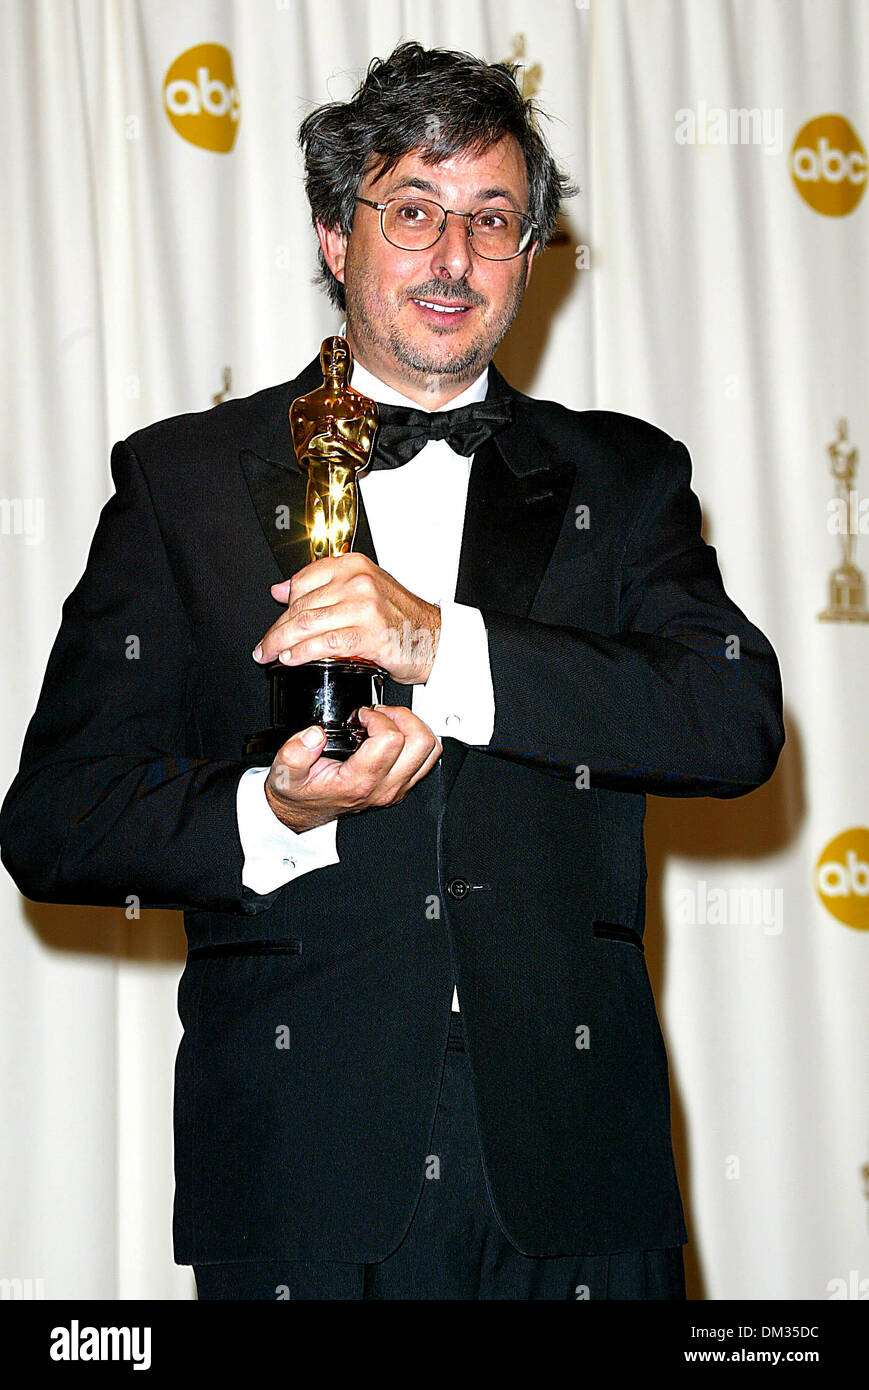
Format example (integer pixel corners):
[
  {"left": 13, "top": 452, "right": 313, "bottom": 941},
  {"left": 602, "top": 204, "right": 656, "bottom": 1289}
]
[{"left": 269, "top": 725, "right": 327, "bottom": 797}]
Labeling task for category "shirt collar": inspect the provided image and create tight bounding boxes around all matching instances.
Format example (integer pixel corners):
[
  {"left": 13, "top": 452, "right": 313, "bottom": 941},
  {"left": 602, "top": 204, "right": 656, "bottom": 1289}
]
[{"left": 336, "top": 321, "right": 489, "bottom": 412}]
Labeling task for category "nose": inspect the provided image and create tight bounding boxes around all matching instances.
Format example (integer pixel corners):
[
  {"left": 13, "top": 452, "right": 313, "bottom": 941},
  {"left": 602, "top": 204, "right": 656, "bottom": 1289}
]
[{"left": 428, "top": 210, "right": 474, "bottom": 282}]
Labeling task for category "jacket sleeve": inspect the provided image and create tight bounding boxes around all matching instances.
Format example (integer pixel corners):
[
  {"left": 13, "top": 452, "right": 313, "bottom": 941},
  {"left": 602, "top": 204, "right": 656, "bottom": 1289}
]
[
  {"left": 480, "top": 437, "right": 785, "bottom": 796},
  {"left": 0, "top": 438, "right": 278, "bottom": 914}
]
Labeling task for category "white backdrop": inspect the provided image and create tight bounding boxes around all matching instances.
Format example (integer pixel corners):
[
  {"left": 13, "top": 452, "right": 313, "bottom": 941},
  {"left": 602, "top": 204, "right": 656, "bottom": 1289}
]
[{"left": 1, "top": 0, "right": 867, "bottom": 1300}]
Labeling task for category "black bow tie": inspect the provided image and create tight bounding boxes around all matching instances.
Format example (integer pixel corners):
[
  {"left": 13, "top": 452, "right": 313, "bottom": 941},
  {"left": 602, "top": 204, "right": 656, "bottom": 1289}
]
[{"left": 370, "top": 397, "right": 514, "bottom": 470}]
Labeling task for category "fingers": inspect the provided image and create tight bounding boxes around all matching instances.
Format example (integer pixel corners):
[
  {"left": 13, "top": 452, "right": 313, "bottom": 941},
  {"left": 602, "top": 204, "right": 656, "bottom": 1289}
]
[
  {"left": 265, "top": 706, "right": 441, "bottom": 828},
  {"left": 270, "top": 553, "right": 370, "bottom": 607},
  {"left": 269, "top": 558, "right": 334, "bottom": 605},
  {"left": 406, "top": 734, "right": 443, "bottom": 788},
  {"left": 256, "top": 557, "right": 435, "bottom": 684},
  {"left": 267, "top": 723, "right": 329, "bottom": 799},
  {"left": 260, "top": 561, "right": 342, "bottom": 663},
  {"left": 275, "top": 603, "right": 366, "bottom": 665},
  {"left": 358, "top": 705, "right": 442, "bottom": 798},
  {"left": 269, "top": 578, "right": 293, "bottom": 604},
  {"left": 255, "top": 606, "right": 348, "bottom": 666},
  {"left": 264, "top": 710, "right": 405, "bottom": 831},
  {"left": 343, "top": 706, "right": 408, "bottom": 784},
  {"left": 258, "top": 587, "right": 390, "bottom": 667},
  {"left": 258, "top": 571, "right": 375, "bottom": 666}
]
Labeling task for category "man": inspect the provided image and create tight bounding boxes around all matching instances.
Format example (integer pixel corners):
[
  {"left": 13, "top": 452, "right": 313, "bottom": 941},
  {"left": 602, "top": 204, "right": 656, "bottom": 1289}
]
[{"left": 0, "top": 42, "right": 785, "bottom": 1300}]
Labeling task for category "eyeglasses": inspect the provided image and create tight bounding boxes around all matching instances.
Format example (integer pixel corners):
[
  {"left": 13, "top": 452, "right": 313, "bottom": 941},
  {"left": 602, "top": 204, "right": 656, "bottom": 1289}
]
[{"left": 354, "top": 196, "right": 538, "bottom": 260}]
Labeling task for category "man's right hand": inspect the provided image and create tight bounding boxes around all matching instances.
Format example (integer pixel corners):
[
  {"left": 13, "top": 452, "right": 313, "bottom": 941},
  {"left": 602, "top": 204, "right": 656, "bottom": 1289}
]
[{"left": 264, "top": 705, "right": 442, "bottom": 833}]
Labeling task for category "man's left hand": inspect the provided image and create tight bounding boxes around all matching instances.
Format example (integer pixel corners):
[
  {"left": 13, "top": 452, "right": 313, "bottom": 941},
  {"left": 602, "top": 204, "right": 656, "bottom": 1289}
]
[{"left": 253, "top": 554, "right": 441, "bottom": 684}]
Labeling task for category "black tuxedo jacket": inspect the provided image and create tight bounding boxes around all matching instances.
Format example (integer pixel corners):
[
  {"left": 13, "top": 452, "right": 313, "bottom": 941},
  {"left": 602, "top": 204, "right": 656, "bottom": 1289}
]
[{"left": 0, "top": 355, "right": 785, "bottom": 1264}]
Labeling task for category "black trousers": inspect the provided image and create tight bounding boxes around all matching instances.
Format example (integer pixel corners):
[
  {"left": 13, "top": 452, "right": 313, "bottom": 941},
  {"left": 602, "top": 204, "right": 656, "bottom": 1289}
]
[{"left": 195, "top": 1010, "right": 686, "bottom": 1301}]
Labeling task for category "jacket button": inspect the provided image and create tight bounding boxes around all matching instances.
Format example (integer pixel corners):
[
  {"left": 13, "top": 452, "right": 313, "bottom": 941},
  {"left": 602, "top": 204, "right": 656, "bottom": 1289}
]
[{"left": 446, "top": 876, "right": 470, "bottom": 901}]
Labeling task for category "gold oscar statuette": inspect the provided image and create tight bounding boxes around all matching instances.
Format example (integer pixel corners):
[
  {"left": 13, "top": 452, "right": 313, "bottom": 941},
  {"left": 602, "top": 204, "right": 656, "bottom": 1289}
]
[{"left": 243, "top": 336, "right": 388, "bottom": 759}]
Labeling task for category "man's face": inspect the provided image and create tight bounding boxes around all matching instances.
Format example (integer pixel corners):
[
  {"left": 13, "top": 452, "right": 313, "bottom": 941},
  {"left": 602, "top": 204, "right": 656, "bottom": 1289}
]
[{"left": 317, "top": 135, "right": 538, "bottom": 404}]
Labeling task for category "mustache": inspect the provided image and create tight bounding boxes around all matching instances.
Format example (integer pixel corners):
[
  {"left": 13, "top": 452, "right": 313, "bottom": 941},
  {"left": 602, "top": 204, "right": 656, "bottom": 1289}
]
[{"left": 405, "top": 283, "right": 486, "bottom": 307}]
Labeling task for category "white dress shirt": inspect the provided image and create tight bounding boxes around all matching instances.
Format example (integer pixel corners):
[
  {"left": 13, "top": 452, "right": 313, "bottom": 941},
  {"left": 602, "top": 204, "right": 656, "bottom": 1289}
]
[{"left": 236, "top": 339, "right": 497, "bottom": 1011}]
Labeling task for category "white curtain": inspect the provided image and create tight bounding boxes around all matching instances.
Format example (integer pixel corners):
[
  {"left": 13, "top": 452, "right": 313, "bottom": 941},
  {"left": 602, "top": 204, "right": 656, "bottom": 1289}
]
[{"left": 1, "top": 0, "right": 865, "bottom": 1300}]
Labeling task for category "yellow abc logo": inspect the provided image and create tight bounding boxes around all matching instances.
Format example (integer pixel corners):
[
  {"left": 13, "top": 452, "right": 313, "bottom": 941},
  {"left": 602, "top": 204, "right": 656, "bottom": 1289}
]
[
  {"left": 163, "top": 44, "right": 240, "bottom": 153},
  {"left": 814, "top": 827, "right": 869, "bottom": 930},
  {"left": 789, "top": 114, "right": 866, "bottom": 216}
]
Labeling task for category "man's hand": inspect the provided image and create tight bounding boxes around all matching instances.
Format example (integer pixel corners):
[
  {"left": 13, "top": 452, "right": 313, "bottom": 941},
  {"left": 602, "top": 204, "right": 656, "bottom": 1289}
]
[
  {"left": 264, "top": 705, "right": 443, "bottom": 833},
  {"left": 252, "top": 554, "right": 442, "bottom": 685}
]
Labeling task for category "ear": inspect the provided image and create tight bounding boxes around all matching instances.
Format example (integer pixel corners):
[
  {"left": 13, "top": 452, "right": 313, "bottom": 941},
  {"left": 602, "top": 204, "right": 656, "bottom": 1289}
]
[{"left": 316, "top": 220, "right": 348, "bottom": 287}]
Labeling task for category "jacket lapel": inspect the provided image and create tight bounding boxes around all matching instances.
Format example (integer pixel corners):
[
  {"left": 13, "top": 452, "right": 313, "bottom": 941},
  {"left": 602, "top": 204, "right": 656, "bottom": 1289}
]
[
  {"left": 446, "top": 364, "right": 576, "bottom": 792},
  {"left": 455, "top": 362, "right": 576, "bottom": 617}
]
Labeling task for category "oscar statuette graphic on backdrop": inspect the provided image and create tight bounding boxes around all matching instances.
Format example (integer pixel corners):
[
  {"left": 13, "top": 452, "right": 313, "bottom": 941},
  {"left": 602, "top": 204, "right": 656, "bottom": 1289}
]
[
  {"left": 244, "top": 337, "right": 387, "bottom": 758},
  {"left": 818, "top": 418, "right": 869, "bottom": 622}
]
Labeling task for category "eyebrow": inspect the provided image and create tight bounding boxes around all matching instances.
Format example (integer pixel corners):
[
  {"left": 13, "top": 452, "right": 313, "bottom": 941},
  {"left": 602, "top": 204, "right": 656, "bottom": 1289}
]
[{"left": 382, "top": 175, "right": 521, "bottom": 208}]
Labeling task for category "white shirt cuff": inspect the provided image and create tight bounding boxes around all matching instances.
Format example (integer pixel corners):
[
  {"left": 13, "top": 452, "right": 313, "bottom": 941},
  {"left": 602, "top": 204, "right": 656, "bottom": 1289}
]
[
  {"left": 237, "top": 766, "right": 339, "bottom": 895},
  {"left": 412, "top": 602, "right": 495, "bottom": 745}
]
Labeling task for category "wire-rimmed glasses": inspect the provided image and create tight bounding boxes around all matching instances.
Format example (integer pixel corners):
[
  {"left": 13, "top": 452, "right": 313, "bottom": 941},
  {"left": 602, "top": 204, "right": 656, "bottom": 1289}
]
[{"left": 354, "top": 196, "right": 538, "bottom": 260}]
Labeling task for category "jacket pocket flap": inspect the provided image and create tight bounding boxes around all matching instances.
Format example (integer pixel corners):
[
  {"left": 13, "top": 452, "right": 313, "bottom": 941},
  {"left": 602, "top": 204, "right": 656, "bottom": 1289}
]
[
  {"left": 187, "top": 939, "right": 302, "bottom": 961},
  {"left": 592, "top": 920, "right": 644, "bottom": 951}
]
